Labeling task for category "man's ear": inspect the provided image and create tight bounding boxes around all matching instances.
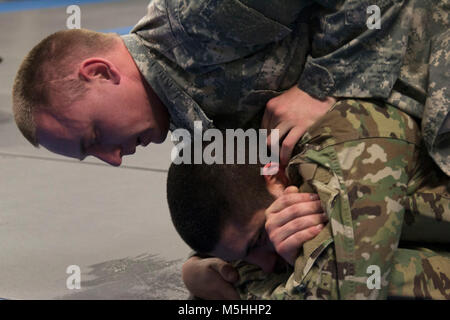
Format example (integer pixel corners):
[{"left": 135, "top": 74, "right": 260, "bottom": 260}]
[
  {"left": 78, "top": 58, "right": 120, "bottom": 84},
  {"left": 263, "top": 162, "right": 288, "bottom": 197}
]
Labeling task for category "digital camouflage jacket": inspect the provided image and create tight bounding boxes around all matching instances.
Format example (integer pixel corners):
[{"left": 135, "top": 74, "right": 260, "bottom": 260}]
[{"left": 121, "top": 0, "right": 449, "bottom": 174}]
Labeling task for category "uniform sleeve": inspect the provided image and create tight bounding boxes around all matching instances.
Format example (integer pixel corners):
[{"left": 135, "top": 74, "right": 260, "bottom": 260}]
[
  {"left": 169, "top": 0, "right": 306, "bottom": 68},
  {"left": 233, "top": 237, "right": 450, "bottom": 300},
  {"left": 422, "top": 29, "right": 450, "bottom": 176},
  {"left": 287, "top": 99, "right": 423, "bottom": 299},
  {"left": 131, "top": 0, "right": 294, "bottom": 70},
  {"left": 298, "top": 0, "right": 410, "bottom": 100}
]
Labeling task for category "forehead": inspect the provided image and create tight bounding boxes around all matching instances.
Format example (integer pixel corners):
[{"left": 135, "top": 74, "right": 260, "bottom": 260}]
[{"left": 34, "top": 109, "right": 91, "bottom": 159}]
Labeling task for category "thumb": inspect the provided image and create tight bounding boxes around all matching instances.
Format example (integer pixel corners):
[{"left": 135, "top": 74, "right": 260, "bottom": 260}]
[
  {"left": 283, "top": 186, "right": 299, "bottom": 194},
  {"left": 209, "top": 258, "right": 239, "bottom": 283},
  {"left": 219, "top": 263, "right": 239, "bottom": 283}
]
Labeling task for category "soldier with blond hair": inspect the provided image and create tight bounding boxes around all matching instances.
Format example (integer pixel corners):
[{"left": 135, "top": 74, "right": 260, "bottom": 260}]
[{"left": 12, "top": 1, "right": 449, "bottom": 173}]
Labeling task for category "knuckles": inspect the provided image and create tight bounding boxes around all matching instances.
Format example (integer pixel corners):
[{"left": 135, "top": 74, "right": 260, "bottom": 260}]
[
  {"left": 276, "top": 242, "right": 291, "bottom": 258},
  {"left": 268, "top": 227, "right": 281, "bottom": 244},
  {"left": 276, "top": 242, "right": 297, "bottom": 265},
  {"left": 266, "top": 98, "right": 289, "bottom": 118},
  {"left": 266, "top": 97, "right": 279, "bottom": 111},
  {"left": 264, "top": 219, "right": 274, "bottom": 234},
  {"left": 282, "top": 138, "right": 295, "bottom": 150},
  {"left": 292, "top": 217, "right": 306, "bottom": 230}
]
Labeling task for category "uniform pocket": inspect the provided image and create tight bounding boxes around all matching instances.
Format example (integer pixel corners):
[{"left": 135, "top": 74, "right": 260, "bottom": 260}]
[{"left": 192, "top": 0, "right": 292, "bottom": 46}]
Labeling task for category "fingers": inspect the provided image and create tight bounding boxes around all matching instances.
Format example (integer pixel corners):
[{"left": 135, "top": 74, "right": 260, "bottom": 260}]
[
  {"left": 283, "top": 186, "right": 299, "bottom": 194},
  {"left": 266, "top": 200, "right": 324, "bottom": 232},
  {"left": 266, "top": 192, "right": 320, "bottom": 214},
  {"left": 266, "top": 121, "right": 292, "bottom": 147},
  {"left": 261, "top": 101, "right": 274, "bottom": 130},
  {"left": 263, "top": 95, "right": 288, "bottom": 146},
  {"left": 267, "top": 213, "right": 328, "bottom": 246},
  {"left": 182, "top": 257, "right": 241, "bottom": 300},
  {"left": 217, "top": 283, "right": 241, "bottom": 300},
  {"left": 280, "top": 126, "right": 305, "bottom": 166},
  {"left": 208, "top": 258, "right": 239, "bottom": 283},
  {"left": 264, "top": 190, "right": 326, "bottom": 266},
  {"left": 276, "top": 225, "right": 325, "bottom": 265},
  {"left": 218, "top": 263, "right": 239, "bottom": 283},
  {"left": 207, "top": 259, "right": 240, "bottom": 300}
]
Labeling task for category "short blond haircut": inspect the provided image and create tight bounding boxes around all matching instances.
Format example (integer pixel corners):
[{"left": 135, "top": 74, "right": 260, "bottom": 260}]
[{"left": 12, "top": 29, "right": 118, "bottom": 147}]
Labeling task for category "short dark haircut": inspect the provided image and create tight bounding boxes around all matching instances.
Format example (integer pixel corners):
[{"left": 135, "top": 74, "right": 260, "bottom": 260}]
[{"left": 167, "top": 160, "right": 273, "bottom": 254}]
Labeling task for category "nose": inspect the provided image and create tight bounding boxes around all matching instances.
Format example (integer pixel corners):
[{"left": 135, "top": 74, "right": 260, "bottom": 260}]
[
  {"left": 89, "top": 146, "right": 122, "bottom": 166},
  {"left": 246, "top": 251, "right": 278, "bottom": 273}
]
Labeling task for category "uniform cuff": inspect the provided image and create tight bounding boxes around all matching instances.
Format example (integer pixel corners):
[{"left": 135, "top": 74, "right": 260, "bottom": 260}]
[{"left": 297, "top": 61, "right": 335, "bottom": 100}]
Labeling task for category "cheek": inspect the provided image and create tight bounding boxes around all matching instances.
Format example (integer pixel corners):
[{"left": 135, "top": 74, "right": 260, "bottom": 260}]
[
  {"left": 125, "top": 98, "right": 154, "bottom": 131},
  {"left": 109, "top": 100, "right": 149, "bottom": 130},
  {"left": 125, "top": 85, "right": 153, "bottom": 117}
]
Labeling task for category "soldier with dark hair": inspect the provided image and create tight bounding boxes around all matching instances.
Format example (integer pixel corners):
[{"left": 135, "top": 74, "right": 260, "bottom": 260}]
[
  {"left": 167, "top": 161, "right": 276, "bottom": 254},
  {"left": 168, "top": 99, "right": 450, "bottom": 299}
]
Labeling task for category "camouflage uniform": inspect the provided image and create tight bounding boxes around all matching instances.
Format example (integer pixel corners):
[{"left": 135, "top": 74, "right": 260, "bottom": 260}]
[
  {"left": 125, "top": 1, "right": 449, "bottom": 297},
  {"left": 235, "top": 244, "right": 450, "bottom": 300},
  {"left": 234, "top": 99, "right": 450, "bottom": 300},
  {"left": 121, "top": 0, "right": 449, "bottom": 175}
]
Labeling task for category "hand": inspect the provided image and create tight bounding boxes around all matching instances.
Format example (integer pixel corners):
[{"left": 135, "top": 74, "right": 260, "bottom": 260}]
[
  {"left": 264, "top": 186, "right": 328, "bottom": 265},
  {"left": 261, "top": 86, "right": 336, "bottom": 167},
  {"left": 182, "top": 256, "right": 240, "bottom": 300}
]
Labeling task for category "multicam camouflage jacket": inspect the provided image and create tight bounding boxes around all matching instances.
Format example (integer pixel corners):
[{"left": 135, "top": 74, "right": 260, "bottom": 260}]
[
  {"left": 235, "top": 236, "right": 450, "bottom": 300},
  {"left": 234, "top": 99, "right": 450, "bottom": 300},
  {"left": 121, "top": 0, "right": 449, "bottom": 175}
]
